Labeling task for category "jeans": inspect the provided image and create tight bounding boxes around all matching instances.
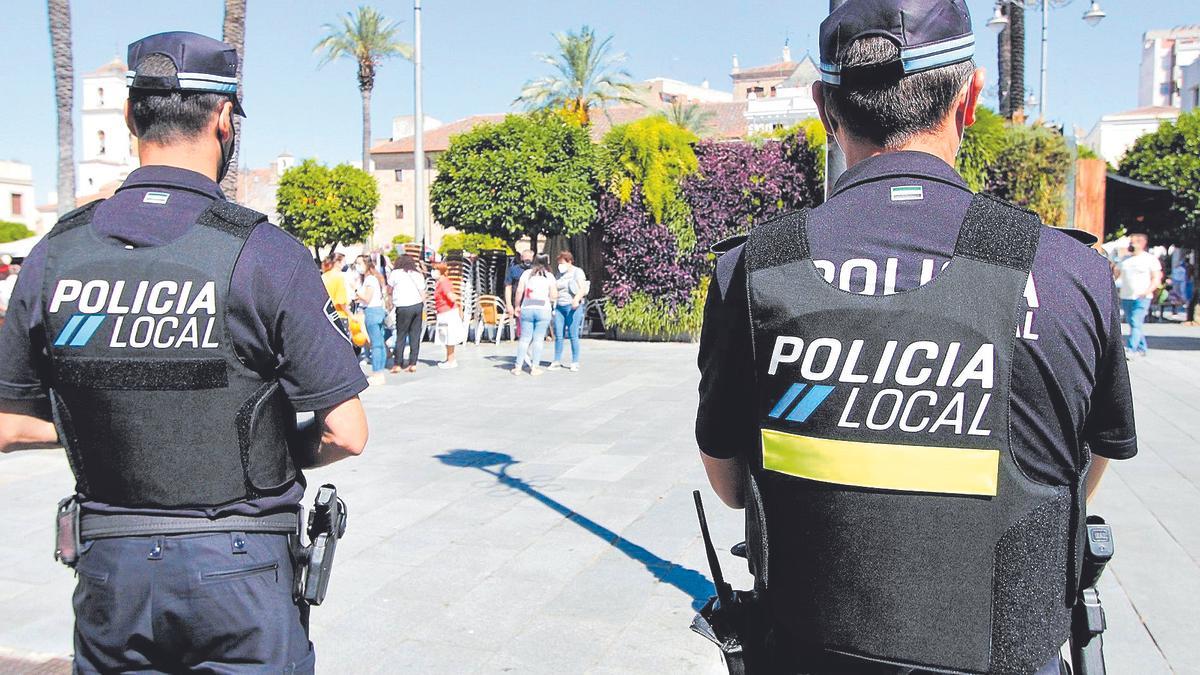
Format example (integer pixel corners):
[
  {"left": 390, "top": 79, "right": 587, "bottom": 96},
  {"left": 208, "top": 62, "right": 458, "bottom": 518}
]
[
  {"left": 516, "top": 305, "right": 552, "bottom": 368},
  {"left": 1121, "top": 297, "right": 1150, "bottom": 353},
  {"left": 393, "top": 303, "right": 424, "bottom": 368},
  {"left": 364, "top": 306, "right": 388, "bottom": 372},
  {"left": 553, "top": 302, "right": 584, "bottom": 364}
]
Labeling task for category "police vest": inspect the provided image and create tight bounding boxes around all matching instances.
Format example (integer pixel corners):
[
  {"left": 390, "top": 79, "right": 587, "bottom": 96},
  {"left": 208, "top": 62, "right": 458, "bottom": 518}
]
[
  {"left": 743, "top": 194, "right": 1084, "bottom": 674},
  {"left": 41, "top": 199, "right": 297, "bottom": 509}
]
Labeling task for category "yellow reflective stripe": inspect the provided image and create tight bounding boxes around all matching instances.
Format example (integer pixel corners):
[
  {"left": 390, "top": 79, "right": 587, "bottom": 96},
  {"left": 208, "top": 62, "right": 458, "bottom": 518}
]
[{"left": 761, "top": 428, "right": 1000, "bottom": 497}]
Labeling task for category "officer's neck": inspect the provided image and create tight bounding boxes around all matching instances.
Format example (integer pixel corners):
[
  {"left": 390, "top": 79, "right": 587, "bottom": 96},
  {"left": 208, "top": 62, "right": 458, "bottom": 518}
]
[
  {"left": 137, "top": 140, "right": 221, "bottom": 183},
  {"left": 837, "top": 127, "right": 961, "bottom": 173}
]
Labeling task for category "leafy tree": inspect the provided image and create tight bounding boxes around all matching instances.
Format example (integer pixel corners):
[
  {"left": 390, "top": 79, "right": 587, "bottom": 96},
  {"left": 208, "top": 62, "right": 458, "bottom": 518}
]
[
  {"left": 1120, "top": 109, "right": 1200, "bottom": 319},
  {"left": 277, "top": 159, "right": 380, "bottom": 259},
  {"left": 985, "top": 123, "right": 1071, "bottom": 225},
  {"left": 662, "top": 100, "right": 716, "bottom": 137},
  {"left": 438, "top": 232, "right": 513, "bottom": 255},
  {"left": 0, "top": 221, "right": 35, "bottom": 244},
  {"left": 315, "top": 7, "right": 413, "bottom": 170},
  {"left": 514, "top": 25, "right": 639, "bottom": 125},
  {"left": 430, "top": 112, "right": 597, "bottom": 254},
  {"left": 599, "top": 116, "right": 698, "bottom": 250},
  {"left": 957, "top": 106, "right": 1005, "bottom": 192}
]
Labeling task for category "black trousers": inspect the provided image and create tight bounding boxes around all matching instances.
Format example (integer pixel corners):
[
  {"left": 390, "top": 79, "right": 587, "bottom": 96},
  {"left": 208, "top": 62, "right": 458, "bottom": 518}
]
[
  {"left": 394, "top": 303, "right": 424, "bottom": 368},
  {"left": 72, "top": 532, "right": 313, "bottom": 673}
]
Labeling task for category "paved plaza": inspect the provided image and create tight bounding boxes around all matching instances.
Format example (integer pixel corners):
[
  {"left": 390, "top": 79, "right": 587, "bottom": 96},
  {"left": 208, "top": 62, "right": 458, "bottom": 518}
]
[{"left": 1, "top": 323, "right": 1199, "bottom": 673}]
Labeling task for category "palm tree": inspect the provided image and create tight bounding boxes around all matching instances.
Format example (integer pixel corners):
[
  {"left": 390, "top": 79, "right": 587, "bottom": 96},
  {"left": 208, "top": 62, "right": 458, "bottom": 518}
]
[
  {"left": 662, "top": 99, "right": 716, "bottom": 137},
  {"left": 315, "top": 6, "right": 413, "bottom": 172},
  {"left": 48, "top": 0, "right": 74, "bottom": 216},
  {"left": 221, "top": 0, "right": 246, "bottom": 199},
  {"left": 515, "top": 25, "right": 640, "bottom": 126}
]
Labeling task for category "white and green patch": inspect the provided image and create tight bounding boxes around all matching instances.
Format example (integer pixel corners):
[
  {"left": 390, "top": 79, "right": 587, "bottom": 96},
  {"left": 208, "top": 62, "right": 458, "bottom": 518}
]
[
  {"left": 890, "top": 185, "right": 924, "bottom": 202},
  {"left": 142, "top": 191, "right": 171, "bottom": 205}
]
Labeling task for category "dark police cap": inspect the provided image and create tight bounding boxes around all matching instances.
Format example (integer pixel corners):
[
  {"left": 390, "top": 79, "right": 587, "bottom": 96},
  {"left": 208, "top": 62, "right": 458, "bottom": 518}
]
[
  {"left": 819, "top": 0, "right": 974, "bottom": 86},
  {"left": 126, "top": 31, "right": 245, "bottom": 116}
]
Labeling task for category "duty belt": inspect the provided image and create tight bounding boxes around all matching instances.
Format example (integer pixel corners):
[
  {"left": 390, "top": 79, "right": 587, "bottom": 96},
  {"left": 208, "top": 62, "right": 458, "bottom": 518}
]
[{"left": 79, "top": 511, "right": 300, "bottom": 541}]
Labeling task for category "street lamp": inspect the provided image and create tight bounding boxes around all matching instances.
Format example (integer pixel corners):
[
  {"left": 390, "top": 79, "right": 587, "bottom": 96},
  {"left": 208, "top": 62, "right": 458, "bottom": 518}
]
[
  {"left": 1082, "top": 2, "right": 1107, "bottom": 28},
  {"left": 987, "top": 5, "right": 1009, "bottom": 33}
]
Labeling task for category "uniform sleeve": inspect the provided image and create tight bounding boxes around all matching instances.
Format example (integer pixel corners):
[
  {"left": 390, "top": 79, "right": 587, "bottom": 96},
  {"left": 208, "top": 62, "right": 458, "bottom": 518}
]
[
  {"left": 695, "top": 247, "right": 758, "bottom": 460},
  {"left": 0, "top": 246, "right": 49, "bottom": 400},
  {"left": 1083, "top": 279, "right": 1137, "bottom": 460}
]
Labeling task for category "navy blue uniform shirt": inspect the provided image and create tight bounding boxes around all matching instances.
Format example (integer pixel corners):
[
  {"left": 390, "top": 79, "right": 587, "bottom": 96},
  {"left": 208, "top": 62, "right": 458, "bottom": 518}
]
[
  {"left": 697, "top": 151, "right": 1136, "bottom": 486},
  {"left": 0, "top": 165, "right": 368, "bottom": 514}
]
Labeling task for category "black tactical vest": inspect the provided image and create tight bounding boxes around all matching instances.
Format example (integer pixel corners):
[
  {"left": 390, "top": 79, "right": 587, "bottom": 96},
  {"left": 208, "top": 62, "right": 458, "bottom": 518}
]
[
  {"left": 40, "top": 199, "right": 297, "bottom": 509},
  {"left": 744, "top": 194, "right": 1084, "bottom": 674}
]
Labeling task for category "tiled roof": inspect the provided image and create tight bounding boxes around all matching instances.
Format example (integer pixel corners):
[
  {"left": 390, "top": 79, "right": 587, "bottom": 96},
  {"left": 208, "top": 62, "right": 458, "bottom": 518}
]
[
  {"left": 371, "top": 102, "right": 750, "bottom": 157},
  {"left": 733, "top": 60, "right": 800, "bottom": 80}
]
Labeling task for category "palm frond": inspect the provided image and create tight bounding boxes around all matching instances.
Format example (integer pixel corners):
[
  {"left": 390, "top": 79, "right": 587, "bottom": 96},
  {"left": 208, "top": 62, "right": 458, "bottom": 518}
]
[{"left": 515, "top": 24, "right": 638, "bottom": 119}]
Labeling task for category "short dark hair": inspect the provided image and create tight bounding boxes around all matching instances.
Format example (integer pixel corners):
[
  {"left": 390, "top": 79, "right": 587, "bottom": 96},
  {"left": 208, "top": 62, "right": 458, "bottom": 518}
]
[
  {"left": 822, "top": 37, "right": 975, "bottom": 148},
  {"left": 128, "top": 54, "right": 231, "bottom": 144}
]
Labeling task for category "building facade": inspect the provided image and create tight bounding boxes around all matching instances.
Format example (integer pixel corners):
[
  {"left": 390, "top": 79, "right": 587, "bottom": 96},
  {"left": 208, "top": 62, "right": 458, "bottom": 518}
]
[
  {"left": 78, "top": 58, "right": 138, "bottom": 197},
  {"left": 1083, "top": 106, "right": 1180, "bottom": 166},
  {"left": 235, "top": 153, "right": 295, "bottom": 224},
  {"left": 1139, "top": 26, "right": 1200, "bottom": 109},
  {"left": 0, "top": 161, "right": 39, "bottom": 232},
  {"left": 1182, "top": 59, "right": 1200, "bottom": 112},
  {"left": 640, "top": 78, "right": 732, "bottom": 104},
  {"left": 744, "top": 56, "right": 820, "bottom": 134},
  {"left": 730, "top": 45, "right": 801, "bottom": 100}
]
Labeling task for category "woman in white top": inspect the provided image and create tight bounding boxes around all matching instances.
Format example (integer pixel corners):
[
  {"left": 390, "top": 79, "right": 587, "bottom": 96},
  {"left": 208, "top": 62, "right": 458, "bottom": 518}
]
[
  {"left": 387, "top": 255, "right": 427, "bottom": 373},
  {"left": 355, "top": 255, "right": 388, "bottom": 384},
  {"left": 548, "top": 250, "right": 589, "bottom": 372},
  {"left": 512, "top": 254, "right": 558, "bottom": 375}
]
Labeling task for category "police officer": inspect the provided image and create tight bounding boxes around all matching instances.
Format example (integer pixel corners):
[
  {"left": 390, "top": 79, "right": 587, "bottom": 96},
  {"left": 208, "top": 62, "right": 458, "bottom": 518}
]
[
  {"left": 0, "top": 32, "right": 368, "bottom": 672},
  {"left": 695, "top": 2, "right": 1137, "bottom": 673}
]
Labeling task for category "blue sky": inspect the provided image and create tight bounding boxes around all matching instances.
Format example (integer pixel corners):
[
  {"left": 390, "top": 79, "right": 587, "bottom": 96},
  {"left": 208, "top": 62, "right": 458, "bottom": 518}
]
[{"left": 2, "top": 1, "right": 1196, "bottom": 202}]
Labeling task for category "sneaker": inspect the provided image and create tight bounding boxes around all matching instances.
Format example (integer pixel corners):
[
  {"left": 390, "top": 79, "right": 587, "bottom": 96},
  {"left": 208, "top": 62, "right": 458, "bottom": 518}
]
[
  {"left": 568, "top": 363, "right": 580, "bottom": 372},
  {"left": 437, "top": 361, "right": 458, "bottom": 370},
  {"left": 367, "top": 374, "right": 386, "bottom": 386},
  {"left": 511, "top": 368, "right": 523, "bottom": 376},
  {"left": 546, "top": 362, "right": 563, "bottom": 371}
]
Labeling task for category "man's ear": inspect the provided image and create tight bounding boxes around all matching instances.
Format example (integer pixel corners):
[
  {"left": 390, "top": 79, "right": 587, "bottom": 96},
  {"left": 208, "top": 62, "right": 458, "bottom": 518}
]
[
  {"left": 962, "top": 67, "right": 986, "bottom": 128},
  {"left": 812, "top": 81, "right": 838, "bottom": 135},
  {"left": 124, "top": 100, "right": 137, "bottom": 137},
  {"left": 216, "top": 100, "right": 234, "bottom": 141}
]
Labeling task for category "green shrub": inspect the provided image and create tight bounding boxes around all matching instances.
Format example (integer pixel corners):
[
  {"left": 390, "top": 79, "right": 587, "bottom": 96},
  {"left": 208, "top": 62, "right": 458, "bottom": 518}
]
[
  {"left": 0, "top": 220, "right": 34, "bottom": 244},
  {"left": 391, "top": 233, "right": 414, "bottom": 246},
  {"left": 438, "top": 232, "right": 513, "bottom": 255},
  {"left": 604, "top": 277, "right": 708, "bottom": 340}
]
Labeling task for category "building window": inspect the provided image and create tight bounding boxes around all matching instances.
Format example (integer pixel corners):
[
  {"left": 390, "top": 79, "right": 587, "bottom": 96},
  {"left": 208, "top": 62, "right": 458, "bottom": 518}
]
[
  {"left": 11, "top": 193, "right": 22, "bottom": 216},
  {"left": 394, "top": 169, "right": 404, "bottom": 182},
  {"left": 769, "top": 86, "right": 777, "bottom": 97},
  {"left": 97, "top": 130, "right": 107, "bottom": 155},
  {"left": 97, "top": 87, "right": 104, "bottom": 107},
  {"left": 394, "top": 204, "right": 405, "bottom": 220}
]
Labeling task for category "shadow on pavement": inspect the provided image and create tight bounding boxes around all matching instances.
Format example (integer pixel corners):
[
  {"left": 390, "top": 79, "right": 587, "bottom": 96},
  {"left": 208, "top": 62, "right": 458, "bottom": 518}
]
[
  {"left": 435, "top": 449, "right": 715, "bottom": 611},
  {"left": 1145, "top": 335, "right": 1200, "bottom": 351}
]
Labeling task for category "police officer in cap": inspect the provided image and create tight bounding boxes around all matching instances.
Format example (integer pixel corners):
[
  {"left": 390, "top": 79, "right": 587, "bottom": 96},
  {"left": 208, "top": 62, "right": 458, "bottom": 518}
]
[
  {"left": 696, "top": 1, "right": 1137, "bottom": 672},
  {"left": 0, "top": 32, "right": 368, "bottom": 671}
]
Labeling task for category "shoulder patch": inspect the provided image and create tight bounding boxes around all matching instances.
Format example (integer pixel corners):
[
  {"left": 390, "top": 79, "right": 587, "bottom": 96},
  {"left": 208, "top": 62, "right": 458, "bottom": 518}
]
[
  {"left": 710, "top": 234, "right": 749, "bottom": 255},
  {"left": 324, "top": 299, "right": 352, "bottom": 345}
]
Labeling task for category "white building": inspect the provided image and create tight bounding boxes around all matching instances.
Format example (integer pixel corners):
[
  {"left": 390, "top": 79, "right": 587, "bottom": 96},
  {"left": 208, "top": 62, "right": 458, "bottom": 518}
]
[
  {"left": 236, "top": 152, "right": 298, "bottom": 224},
  {"left": 1083, "top": 106, "right": 1180, "bottom": 166},
  {"left": 1139, "top": 26, "right": 1200, "bottom": 109},
  {"left": 640, "top": 78, "right": 733, "bottom": 105},
  {"left": 1183, "top": 59, "right": 1200, "bottom": 113},
  {"left": 0, "top": 160, "right": 39, "bottom": 231},
  {"left": 78, "top": 58, "right": 138, "bottom": 197},
  {"left": 744, "top": 55, "right": 820, "bottom": 134}
]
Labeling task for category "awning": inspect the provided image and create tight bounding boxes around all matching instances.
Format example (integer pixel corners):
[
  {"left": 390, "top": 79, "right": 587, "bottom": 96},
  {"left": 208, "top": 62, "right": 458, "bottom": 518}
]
[{"left": 0, "top": 233, "right": 45, "bottom": 259}]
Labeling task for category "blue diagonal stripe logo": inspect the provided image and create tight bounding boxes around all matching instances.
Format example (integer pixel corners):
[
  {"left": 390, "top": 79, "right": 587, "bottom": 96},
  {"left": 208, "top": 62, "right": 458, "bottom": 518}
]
[
  {"left": 769, "top": 382, "right": 836, "bottom": 423},
  {"left": 54, "top": 313, "right": 107, "bottom": 348}
]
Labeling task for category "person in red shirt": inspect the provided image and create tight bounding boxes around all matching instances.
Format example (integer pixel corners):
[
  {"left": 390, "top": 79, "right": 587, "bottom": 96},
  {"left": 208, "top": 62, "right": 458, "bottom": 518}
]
[{"left": 432, "top": 262, "right": 465, "bottom": 369}]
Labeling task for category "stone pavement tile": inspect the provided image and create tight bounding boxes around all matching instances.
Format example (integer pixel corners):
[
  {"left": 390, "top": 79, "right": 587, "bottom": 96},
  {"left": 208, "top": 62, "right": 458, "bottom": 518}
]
[
  {"left": 482, "top": 616, "right": 621, "bottom": 674},
  {"left": 1095, "top": 570, "right": 1172, "bottom": 674},
  {"left": 0, "top": 587, "right": 74, "bottom": 656},
  {"left": 1108, "top": 441, "right": 1200, "bottom": 561},
  {"left": 559, "top": 454, "right": 647, "bottom": 482},
  {"left": 592, "top": 592, "right": 724, "bottom": 675}
]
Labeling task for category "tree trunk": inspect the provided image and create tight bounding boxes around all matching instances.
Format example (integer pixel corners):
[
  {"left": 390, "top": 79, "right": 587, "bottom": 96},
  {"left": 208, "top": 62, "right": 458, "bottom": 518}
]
[
  {"left": 1010, "top": 3, "right": 1025, "bottom": 119},
  {"left": 361, "top": 87, "right": 372, "bottom": 172},
  {"left": 221, "top": 0, "right": 246, "bottom": 200},
  {"left": 48, "top": 0, "right": 75, "bottom": 216},
  {"left": 997, "top": 3, "right": 1011, "bottom": 118}
]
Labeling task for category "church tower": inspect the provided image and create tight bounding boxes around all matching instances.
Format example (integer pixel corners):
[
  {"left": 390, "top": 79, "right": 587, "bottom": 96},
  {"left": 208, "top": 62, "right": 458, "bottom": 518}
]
[{"left": 77, "top": 57, "right": 138, "bottom": 196}]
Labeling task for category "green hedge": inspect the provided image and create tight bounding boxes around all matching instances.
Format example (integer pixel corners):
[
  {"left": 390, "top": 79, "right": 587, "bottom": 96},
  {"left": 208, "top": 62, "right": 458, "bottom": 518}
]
[
  {"left": 0, "top": 220, "right": 34, "bottom": 244},
  {"left": 438, "top": 232, "right": 513, "bottom": 255},
  {"left": 604, "top": 277, "right": 708, "bottom": 341}
]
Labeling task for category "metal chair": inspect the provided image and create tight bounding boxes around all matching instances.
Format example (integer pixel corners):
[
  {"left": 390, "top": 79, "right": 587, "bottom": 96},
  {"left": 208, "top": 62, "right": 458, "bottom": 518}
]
[{"left": 474, "top": 294, "right": 514, "bottom": 344}]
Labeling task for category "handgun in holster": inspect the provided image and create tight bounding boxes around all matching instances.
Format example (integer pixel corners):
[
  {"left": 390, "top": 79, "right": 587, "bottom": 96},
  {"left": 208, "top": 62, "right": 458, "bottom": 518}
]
[
  {"left": 298, "top": 484, "right": 348, "bottom": 606},
  {"left": 1070, "top": 515, "right": 1114, "bottom": 675},
  {"left": 691, "top": 490, "right": 764, "bottom": 675}
]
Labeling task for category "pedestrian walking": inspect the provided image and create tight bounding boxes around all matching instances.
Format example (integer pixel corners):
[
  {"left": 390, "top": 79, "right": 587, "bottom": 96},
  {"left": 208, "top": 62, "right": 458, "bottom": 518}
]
[
  {"left": 548, "top": 251, "right": 588, "bottom": 371},
  {"left": 388, "top": 254, "right": 426, "bottom": 373},
  {"left": 355, "top": 256, "right": 388, "bottom": 384},
  {"left": 0, "top": 32, "right": 368, "bottom": 673},
  {"left": 695, "top": 2, "right": 1136, "bottom": 672},
  {"left": 432, "top": 262, "right": 465, "bottom": 369},
  {"left": 512, "top": 254, "right": 557, "bottom": 375},
  {"left": 1115, "top": 233, "right": 1162, "bottom": 357},
  {"left": 321, "top": 252, "right": 350, "bottom": 332}
]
